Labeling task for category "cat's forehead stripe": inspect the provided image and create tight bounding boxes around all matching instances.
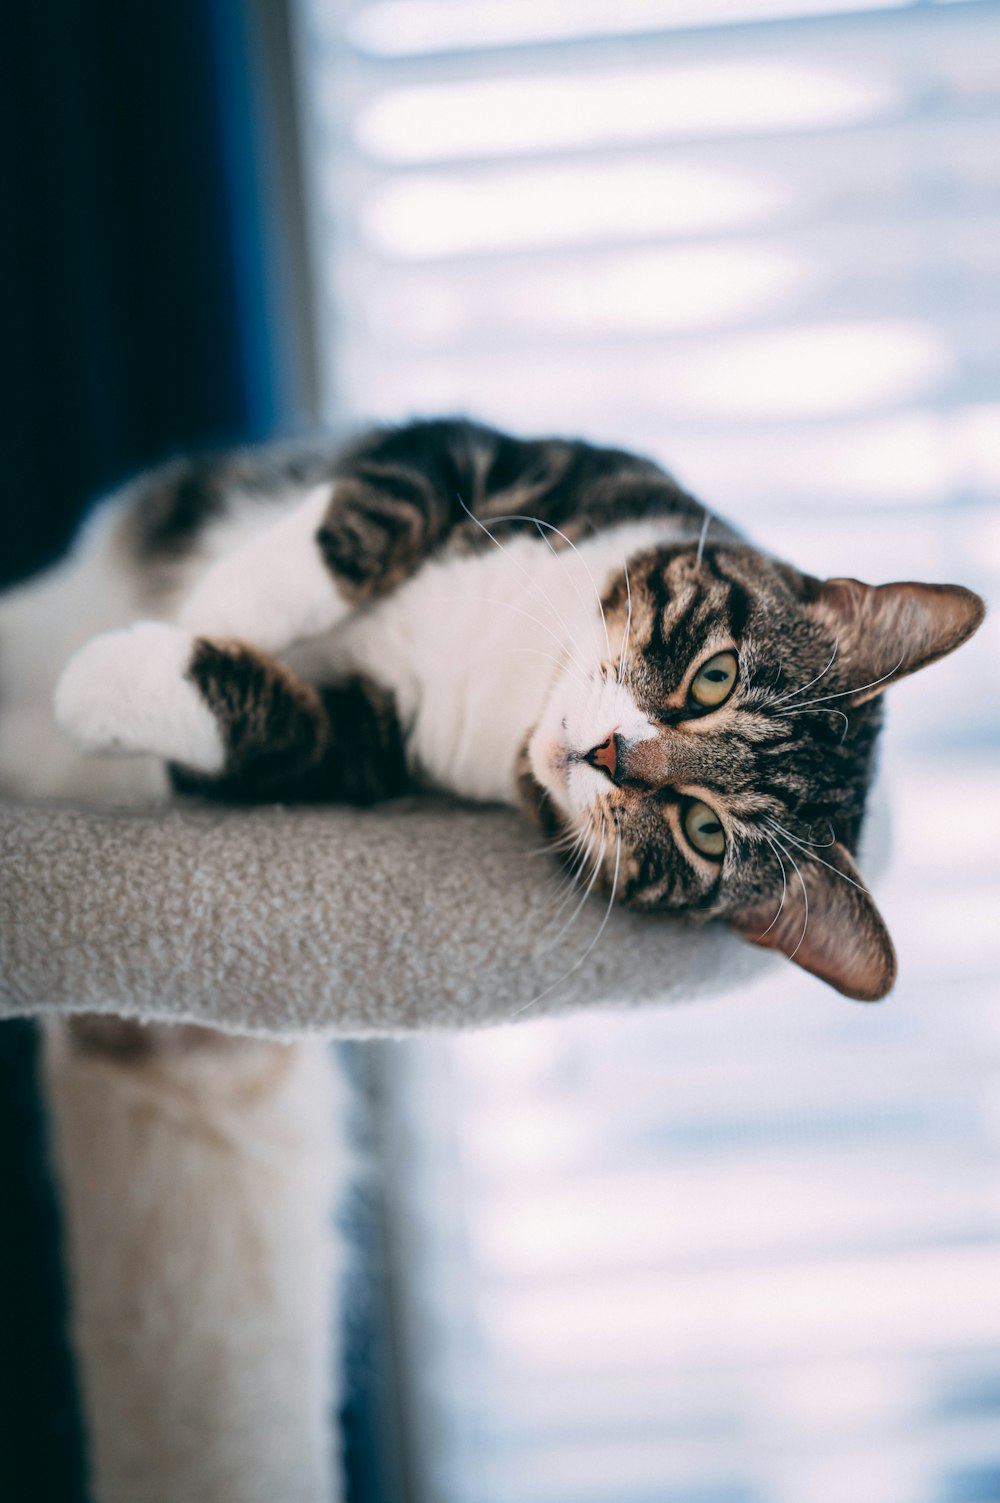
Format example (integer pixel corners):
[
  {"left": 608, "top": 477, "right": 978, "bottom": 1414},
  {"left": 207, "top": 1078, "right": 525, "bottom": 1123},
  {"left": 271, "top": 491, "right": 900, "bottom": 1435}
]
[{"left": 659, "top": 555, "right": 744, "bottom": 632}]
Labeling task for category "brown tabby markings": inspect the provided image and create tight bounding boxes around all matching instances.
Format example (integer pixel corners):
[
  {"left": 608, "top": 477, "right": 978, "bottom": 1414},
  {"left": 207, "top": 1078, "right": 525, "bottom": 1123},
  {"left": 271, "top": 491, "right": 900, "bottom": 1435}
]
[
  {"left": 317, "top": 468, "right": 447, "bottom": 604},
  {"left": 318, "top": 421, "right": 708, "bottom": 600},
  {"left": 171, "top": 640, "right": 408, "bottom": 807},
  {"left": 185, "top": 638, "right": 329, "bottom": 788},
  {"left": 128, "top": 449, "right": 340, "bottom": 563},
  {"left": 109, "top": 418, "right": 983, "bottom": 999}
]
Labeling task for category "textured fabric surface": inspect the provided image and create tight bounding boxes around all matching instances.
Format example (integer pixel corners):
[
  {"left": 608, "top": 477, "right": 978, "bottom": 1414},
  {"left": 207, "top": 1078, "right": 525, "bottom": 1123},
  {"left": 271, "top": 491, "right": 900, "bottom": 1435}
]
[
  {"left": 43, "top": 1028, "right": 346, "bottom": 1503},
  {"left": 0, "top": 795, "right": 783, "bottom": 1038}
]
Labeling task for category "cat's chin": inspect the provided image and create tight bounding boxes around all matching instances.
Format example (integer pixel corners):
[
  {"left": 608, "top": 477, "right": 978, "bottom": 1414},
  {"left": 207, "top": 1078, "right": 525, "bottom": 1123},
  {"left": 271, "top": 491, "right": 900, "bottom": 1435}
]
[
  {"left": 527, "top": 728, "right": 571, "bottom": 806},
  {"left": 524, "top": 687, "right": 586, "bottom": 819},
  {"left": 515, "top": 736, "right": 568, "bottom": 837},
  {"left": 525, "top": 715, "right": 614, "bottom": 827}
]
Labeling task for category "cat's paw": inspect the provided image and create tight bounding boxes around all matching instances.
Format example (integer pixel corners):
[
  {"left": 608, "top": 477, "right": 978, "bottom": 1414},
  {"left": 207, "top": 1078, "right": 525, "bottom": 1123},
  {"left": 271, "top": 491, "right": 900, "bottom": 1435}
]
[{"left": 54, "top": 622, "right": 226, "bottom": 771}]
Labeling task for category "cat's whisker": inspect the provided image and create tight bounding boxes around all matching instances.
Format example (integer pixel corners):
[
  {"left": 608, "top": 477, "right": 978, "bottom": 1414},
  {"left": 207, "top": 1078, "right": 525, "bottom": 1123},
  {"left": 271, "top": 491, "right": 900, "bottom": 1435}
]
[
  {"left": 502, "top": 645, "right": 568, "bottom": 672},
  {"left": 528, "top": 858, "right": 579, "bottom": 910},
  {"left": 483, "top": 511, "right": 613, "bottom": 666},
  {"left": 539, "top": 872, "right": 588, "bottom": 926},
  {"left": 775, "top": 704, "right": 851, "bottom": 739},
  {"left": 617, "top": 556, "right": 633, "bottom": 686},
  {"left": 538, "top": 831, "right": 594, "bottom": 914},
  {"left": 531, "top": 822, "right": 595, "bottom": 924},
  {"left": 783, "top": 654, "right": 906, "bottom": 712},
  {"left": 535, "top": 819, "right": 590, "bottom": 856},
  {"left": 539, "top": 823, "right": 607, "bottom": 951},
  {"left": 770, "top": 641, "right": 839, "bottom": 708},
  {"left": 763, "top": 826, "right": 810, "bottom": 960},
  {"left": 442, "top": 594, "right": 592, "bottom": 682},
  {"left": 757, "top": 831, "right": 788, "bottom": 939},
  {"left": 769, "top": 817, "right": 837, "bottom": 850},
  {"left": 540, "top": 801, "right": 617, "bottom": 930},
  {"left": 765, "top": 819, "right": 870, "bottom": 895},
  {"left": 530, "top": 831, "right": 583, "bottom": 870},
  {"left": 695, "top": 510, "right": 711, "bottom": 568},
  {"left": 533, "top": 518, "right": 606, "bottom": 652},
  {"left": 456, "top": 495, "right": 589, "bottom": 660},
  {"left": 512, "top": 817, "right": 621, "bottom": 1019},
  {"left": 528, "top": 824, "right": 583, "bottom": 857},
  {"left": 534, "top": 866, "right": 579, "bottom": 916}
]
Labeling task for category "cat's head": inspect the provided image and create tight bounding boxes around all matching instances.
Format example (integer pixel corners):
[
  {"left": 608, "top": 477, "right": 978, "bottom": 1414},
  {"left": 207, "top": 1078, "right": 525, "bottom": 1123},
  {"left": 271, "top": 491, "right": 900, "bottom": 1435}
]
[{"left": 522, "top": 539, "right": 984, "bottom": 1001}]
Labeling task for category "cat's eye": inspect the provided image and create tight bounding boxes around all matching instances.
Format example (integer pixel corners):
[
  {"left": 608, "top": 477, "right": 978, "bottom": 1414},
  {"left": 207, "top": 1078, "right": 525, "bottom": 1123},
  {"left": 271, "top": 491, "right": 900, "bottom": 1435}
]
[
  {"left": 689, "top": 650, "right": 738, "bottom": 709},
  {"left": 683, "top": 799, "right": 726, "bottom": 859}
]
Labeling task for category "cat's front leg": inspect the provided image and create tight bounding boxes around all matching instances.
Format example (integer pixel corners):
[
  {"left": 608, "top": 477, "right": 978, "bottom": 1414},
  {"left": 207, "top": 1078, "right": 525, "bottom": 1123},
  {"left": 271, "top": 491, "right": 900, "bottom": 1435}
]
[
  {"left": 177, "top": 485, "right": 348, "bottom": 654},
  {"left": 54, "top": 622, "right": 410, "bottom": 804},
  {"left": 179, "top": 445, "right": 460, "bottom": 655}
]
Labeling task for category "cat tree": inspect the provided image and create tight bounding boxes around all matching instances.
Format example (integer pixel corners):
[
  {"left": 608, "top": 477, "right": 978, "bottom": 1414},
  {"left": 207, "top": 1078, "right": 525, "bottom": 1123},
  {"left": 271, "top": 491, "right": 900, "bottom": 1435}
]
[{"left": 1, "top": 792, "right": 784, "bottom": 1503}]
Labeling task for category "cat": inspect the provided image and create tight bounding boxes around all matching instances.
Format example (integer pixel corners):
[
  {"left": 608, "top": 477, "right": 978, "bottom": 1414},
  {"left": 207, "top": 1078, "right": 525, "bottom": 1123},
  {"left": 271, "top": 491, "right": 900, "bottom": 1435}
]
[
  {"left": 1, "top": 416, "right": 985, "bottom": 1001},
  {"left": 2, "top": 414, "right": 983, "bottom": 1502}
]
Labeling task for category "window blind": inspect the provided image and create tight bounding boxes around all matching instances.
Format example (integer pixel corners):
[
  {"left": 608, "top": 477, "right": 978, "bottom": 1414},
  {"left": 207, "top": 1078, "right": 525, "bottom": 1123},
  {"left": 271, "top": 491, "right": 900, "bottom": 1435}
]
[{"left": 290, "top": 4, "right": 1000, "bottom": 1500}]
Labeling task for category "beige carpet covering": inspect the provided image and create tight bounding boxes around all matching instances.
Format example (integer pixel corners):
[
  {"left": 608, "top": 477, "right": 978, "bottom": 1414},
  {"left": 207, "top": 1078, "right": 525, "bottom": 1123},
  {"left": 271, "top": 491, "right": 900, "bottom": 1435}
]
[{"left": 0, "top": 794, "right": 780, "bottom": 1036}]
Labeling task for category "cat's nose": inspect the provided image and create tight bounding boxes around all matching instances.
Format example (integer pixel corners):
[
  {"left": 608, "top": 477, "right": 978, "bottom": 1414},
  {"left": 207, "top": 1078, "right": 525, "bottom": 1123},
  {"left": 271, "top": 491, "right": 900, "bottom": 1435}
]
[{"left": 584, "top": 732, "right": 620, "bottom": 781}]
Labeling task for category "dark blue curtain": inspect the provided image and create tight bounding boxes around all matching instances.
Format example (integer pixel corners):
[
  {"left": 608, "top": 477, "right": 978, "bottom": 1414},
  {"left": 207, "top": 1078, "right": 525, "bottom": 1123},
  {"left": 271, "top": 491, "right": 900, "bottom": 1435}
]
[
  {"left": 0, "top": 5, "right": 305, "bottom": 1498},
  {"left": 0, "top": 0, "right": 297, "bottom": 591}
]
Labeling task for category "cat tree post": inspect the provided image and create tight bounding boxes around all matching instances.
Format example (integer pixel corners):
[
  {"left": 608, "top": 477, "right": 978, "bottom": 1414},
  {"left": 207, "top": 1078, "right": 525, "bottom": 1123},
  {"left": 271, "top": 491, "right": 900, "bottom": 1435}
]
[
  {"left": 1, "top": 792, "right": 792, "bottom": 1503},
  {"left": 43, "top": 1025, "right": 346, "bottom": 1503}
]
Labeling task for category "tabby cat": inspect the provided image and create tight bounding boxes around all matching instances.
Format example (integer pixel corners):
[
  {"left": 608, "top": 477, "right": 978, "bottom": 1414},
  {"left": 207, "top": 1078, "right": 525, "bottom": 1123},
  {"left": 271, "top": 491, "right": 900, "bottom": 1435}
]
[{"left": 2, "top": 418, "right": 984, "bottom": 1001}]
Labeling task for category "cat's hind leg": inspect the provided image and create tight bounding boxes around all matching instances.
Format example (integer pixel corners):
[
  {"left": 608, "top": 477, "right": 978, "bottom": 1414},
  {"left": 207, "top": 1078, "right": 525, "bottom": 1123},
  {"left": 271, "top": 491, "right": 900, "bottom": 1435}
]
[{"left": 54, "top": 622, "right": 409, "bottom": 804}]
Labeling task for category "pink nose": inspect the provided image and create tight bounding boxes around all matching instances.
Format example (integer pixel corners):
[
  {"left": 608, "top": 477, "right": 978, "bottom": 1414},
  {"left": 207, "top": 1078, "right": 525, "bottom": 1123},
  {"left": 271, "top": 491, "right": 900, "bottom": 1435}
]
[{"left": 585, "top": 733, "right": 618, "bottom": 779}]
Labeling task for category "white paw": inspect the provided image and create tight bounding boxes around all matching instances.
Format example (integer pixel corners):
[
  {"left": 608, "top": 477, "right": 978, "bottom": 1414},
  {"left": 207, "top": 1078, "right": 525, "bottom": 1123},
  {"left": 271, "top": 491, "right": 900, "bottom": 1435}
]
[
  {"left": 54, "top": 622, "right": 226, "bottom": 772},
  {"left": 178, "top": 484, "right": 346, "bottom": 652}
]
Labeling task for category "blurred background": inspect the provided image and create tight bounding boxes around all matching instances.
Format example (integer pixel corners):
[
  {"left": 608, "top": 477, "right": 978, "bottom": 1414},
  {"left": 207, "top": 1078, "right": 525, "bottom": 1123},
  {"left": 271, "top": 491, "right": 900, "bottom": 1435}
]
[{"left": 1, "top": 2, "right": 999, "bottom": 1501}]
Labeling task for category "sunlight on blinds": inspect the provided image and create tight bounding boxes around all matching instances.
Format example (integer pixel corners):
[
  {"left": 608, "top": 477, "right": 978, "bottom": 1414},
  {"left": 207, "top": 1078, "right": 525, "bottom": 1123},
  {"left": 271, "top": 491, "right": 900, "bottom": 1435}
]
[
  {"left": 344, "top": 0, "right": 917, "bottom": 57},
  {"left": 298, "top": 0, "right": 1000, "bottom": 510},
  {"left": 351, "top": 61, "right": 898, "bottom": 159},
  {"left": 291, "top": 2, "right": 1000, "bottom": 1500}
]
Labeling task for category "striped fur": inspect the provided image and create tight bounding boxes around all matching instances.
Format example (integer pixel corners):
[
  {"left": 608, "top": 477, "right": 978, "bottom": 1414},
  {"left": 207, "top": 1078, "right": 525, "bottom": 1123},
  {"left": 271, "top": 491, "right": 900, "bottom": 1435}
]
[{"left": 23, "top": 418, "right": 986, "bottom": 1000}]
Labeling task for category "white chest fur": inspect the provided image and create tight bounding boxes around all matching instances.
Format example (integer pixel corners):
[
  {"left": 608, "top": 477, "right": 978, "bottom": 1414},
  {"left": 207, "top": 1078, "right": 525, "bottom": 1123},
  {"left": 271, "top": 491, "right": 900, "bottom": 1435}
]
[{"left": 304, "top": 519, "right": 689, "bottom": 804}]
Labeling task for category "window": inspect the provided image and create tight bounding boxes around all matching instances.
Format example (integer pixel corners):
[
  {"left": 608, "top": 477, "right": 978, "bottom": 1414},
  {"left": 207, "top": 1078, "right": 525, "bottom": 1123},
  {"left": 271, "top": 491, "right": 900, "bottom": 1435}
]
[{"left": 292, "top": 4, "right": 1000, "bottom": 1500}]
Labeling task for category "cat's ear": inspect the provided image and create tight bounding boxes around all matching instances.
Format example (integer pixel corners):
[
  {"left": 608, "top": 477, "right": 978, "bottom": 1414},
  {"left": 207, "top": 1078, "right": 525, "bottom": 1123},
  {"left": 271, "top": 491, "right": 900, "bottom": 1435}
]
[
  {"left": 729, "top": 841, "right": 896, "bottom": 1001},
  {"left": 811, "top": 579, "right": 984, "bottom": 705}
]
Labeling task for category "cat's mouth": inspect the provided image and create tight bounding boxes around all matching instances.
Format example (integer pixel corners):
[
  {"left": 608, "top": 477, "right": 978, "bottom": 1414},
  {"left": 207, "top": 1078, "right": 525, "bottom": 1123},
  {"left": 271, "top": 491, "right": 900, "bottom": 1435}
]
[
  {"left": 527, "top": 724, "right": 571, "bottom": 804},
  {"left": 528, "top": 671, "right": 655, "bottom": 817},
  {"left": 541, "top": 724, "right": 571, "bottom": 781},
  {"left": 527, "top": 721, "right": 618, "bottom": 819}
]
